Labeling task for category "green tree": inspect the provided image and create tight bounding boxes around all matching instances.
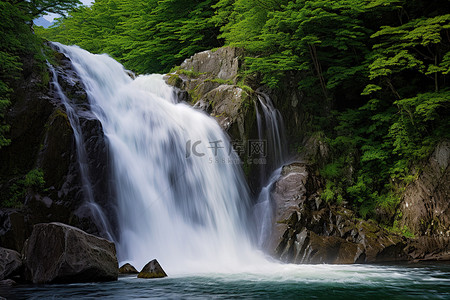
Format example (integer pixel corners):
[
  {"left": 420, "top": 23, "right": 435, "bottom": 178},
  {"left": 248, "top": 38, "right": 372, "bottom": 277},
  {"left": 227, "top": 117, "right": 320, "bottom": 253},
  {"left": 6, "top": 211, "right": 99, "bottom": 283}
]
[{"left": 39, "top": 0, "right": 222, "bottom": 74}]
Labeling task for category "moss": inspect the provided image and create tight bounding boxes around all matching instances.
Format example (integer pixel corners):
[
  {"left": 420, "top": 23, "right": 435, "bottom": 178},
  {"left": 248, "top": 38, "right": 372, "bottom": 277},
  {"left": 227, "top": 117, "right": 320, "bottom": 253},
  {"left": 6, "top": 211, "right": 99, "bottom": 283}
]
[
  {"left": 169, "top": 65, "right": 180, "bottom": 73},
  {"left": 237, "top": 83, "right": 253, "bottom": 94},
  {"left": 166, "top": 73, "right": 182, "bottom": 88},
  {"left": 2, "top": 168, "right": 46, "bottom": 208},
  {"left": 204, "top": 78, "right": 233, "bottom": 85},
  {"left": 177, "top": 68, "right": 205, "bottom": 78},
  {"left": 189, "top": 83, "right": 205, "bottom": 104}
]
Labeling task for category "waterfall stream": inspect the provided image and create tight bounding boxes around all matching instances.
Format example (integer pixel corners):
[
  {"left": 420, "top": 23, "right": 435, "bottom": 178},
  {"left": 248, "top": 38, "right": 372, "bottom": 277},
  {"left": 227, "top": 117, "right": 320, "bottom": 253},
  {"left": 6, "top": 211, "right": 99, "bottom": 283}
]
[
  {"left": 253, "top": 93, "right": 289, "bottom": 247},
  {"left": 48, "top": 62, "right": 115, "bottom": 241},
  {"left": 51, "top": 43, "right": 268, "bottom": 273},
  {"left": 255, "top": 93, "right": 287, "bottom": 181}
]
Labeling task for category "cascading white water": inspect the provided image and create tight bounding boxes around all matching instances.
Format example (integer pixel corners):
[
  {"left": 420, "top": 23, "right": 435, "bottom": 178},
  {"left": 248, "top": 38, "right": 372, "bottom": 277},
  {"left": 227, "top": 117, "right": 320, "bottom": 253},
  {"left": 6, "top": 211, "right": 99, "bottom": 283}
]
[
  {"left": 52, "top": 43, "right": 268, "bottom": 273},
  {"left": 253, "top": 93, "right": 289, "bottom": 247},
  {"left": 253, "top": 167, "right": 282, "bottom": 247},
  {"left": 255, "top": 93, "right": 288, "bottom": 181}
]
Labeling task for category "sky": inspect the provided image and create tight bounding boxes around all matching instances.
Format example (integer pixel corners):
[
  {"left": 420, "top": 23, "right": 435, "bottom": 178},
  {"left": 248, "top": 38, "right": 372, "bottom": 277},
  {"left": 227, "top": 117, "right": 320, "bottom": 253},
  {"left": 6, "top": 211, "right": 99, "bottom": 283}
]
[{"left": 43, "top": 0, "right": 94, "bottom": 22}]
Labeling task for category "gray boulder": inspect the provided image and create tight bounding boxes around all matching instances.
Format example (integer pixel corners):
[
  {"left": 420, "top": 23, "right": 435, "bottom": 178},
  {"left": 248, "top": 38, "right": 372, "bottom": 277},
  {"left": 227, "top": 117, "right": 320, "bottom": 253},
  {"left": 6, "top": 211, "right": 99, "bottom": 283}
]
[
  {"left": 0, "top": 247, "right": 22, "bottom": 280},
  {"left": 137, "top": 259, "right": 167, "bottom": 279},
  {"left": 22, "top": 222, "right": 118, "bottom": 283}
]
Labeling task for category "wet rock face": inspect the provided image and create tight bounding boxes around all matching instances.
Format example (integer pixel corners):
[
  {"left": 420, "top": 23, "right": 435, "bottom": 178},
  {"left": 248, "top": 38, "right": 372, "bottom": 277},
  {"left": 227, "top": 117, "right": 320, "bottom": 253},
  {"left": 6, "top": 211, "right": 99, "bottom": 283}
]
[
  {"left": 267, "top": 162, "right": 409, "bottom": 264},
  {"left": 399, "top": 141, "right": 450, "bottom": 237},
  {"left": 0, "top": 210, "right": 29, "bottom": 251},
  {"left": 165, "top": 47, "right": 260, "bottom": 192},
  {"left": 22, "top": 222, "right": 118, "bottom": 284}
]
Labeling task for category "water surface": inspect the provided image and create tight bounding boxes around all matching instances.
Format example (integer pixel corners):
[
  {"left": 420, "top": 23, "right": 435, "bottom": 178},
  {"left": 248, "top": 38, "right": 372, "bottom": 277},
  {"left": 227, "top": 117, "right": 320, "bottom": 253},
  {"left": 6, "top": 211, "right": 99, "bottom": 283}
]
[{"left": 4, "top": 263, "right": 450, "bottom": 299}]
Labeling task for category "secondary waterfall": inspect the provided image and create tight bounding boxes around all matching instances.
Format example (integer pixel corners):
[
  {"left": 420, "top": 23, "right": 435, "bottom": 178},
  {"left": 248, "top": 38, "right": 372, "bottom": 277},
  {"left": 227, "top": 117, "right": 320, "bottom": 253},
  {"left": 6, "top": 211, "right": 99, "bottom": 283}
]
[
  {"left": 253, "top": 93, "right": 288, "bottom": 247},
  {"left": 255, "top": 92, "right": 287, "bottom": 183},
  {"left": 48, "top": 62, "right": 115, "bottom": 241},
  {"left": 52, "top": 43, "right": 266, "bottom": 273}
]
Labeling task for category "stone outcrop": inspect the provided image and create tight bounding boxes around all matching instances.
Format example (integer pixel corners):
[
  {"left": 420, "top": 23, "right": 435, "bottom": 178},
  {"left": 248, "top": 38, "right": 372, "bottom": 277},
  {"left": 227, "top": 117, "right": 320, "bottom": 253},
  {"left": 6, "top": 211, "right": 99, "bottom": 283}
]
[
  {"left": 180, "top": 48, "right": 243, "bottom": 81},
  {"left": 266, "top": 163, "right": 409, "bottom": 264},
  {"left": 22, "top": 222, "right": 118, "bottom": 284},
  {"left": 119, "top": 263, "right": 139, "bottom": 274},
  {"left": 165, "top": 47, "right": 257, "bottom": 149},
  {"left": 0, "top": 247, "right": 22, "bottom": 281},
  {"left": 137, "top": 259, "right": 167, "bottom": 279},
  {"left": 404, "top": 236, "right": 450, "bottom": 262},
  {"left": 165, "top": 47, "right": 262, "bottom": 192},
  {"left": 398, "top": 141, "right": 450, "bottom": 237}
]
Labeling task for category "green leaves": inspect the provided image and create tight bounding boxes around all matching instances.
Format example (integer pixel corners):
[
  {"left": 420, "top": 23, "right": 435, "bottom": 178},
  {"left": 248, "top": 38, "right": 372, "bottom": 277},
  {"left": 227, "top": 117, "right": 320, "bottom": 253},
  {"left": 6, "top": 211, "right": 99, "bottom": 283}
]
[
  {"left": 39, "top": 0, "right": 221, "bottom": 74},
  {"left": 395, "top": 91, "right": 450, "bottom": 122}
]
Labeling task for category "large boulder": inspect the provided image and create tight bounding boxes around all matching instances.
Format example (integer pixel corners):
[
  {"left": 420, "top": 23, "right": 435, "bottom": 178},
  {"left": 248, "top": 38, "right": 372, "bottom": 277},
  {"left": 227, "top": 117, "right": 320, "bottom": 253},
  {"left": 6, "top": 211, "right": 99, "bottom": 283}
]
[
  {"left": 137, "top": 259, "right": 167, "bottom": 279},
  {"left": 0, "top": 247, "right": 22, "bottom": 280},
  {"left": 267, "top": 162, "right": 409, "bottom": 264},
  {"left": 22, "top": 222, "right": 118, "bottom": 283}
]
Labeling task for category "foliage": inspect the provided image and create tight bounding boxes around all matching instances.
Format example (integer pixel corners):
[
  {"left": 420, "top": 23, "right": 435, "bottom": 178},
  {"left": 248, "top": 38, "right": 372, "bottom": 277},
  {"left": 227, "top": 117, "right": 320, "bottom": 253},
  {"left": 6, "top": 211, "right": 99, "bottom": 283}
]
[
  {"left": 2, "top": 169, "right": 46, "bottom": 208},
  {"left": 37, "top": 0, "right": 222, "bottom": 74},
  {"left": 0, "top": 0, "right": 80, "bottom": 149}
]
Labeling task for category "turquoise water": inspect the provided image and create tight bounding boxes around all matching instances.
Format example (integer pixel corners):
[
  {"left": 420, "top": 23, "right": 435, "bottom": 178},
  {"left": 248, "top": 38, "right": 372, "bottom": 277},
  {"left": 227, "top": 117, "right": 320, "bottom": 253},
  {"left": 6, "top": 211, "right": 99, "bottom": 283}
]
[{"left": 3, "top": 263, "right": 450, "bottom": 299}]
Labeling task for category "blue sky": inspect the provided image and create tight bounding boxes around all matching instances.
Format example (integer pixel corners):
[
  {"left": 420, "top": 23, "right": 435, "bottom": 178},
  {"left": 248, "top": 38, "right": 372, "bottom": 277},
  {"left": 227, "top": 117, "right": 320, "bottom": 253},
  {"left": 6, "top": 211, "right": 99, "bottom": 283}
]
[{"left": 43, "top": 0, "right": 94, "bottom": 21}]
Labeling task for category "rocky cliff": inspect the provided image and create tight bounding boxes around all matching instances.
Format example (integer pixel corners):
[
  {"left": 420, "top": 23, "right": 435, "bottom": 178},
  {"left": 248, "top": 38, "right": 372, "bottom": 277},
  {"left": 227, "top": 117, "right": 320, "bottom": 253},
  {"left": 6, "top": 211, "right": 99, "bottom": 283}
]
[{"left": 0, "top": 44, "right": 116, "bottom": 251}]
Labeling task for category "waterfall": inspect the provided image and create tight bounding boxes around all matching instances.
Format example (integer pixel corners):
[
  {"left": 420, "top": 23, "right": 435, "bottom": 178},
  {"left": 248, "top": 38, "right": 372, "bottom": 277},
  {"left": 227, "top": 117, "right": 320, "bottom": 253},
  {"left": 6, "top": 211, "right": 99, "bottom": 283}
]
[
  {"left": 254, "top": 93, "right": 287, "bottom": 183},
  {"left": 253, "top": 93, "right": 288, "bottom": 248},
  {"left": 48, "top": 62, "right": 115, "bottom": 241},
  {"left": 51, "top": 43, "right": 264, "bottom": 273},
  {"left": 253, "top": 167, "right": 282, "bottom": 247}
]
